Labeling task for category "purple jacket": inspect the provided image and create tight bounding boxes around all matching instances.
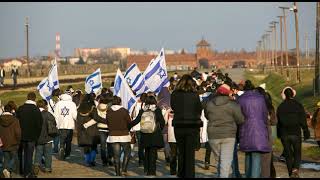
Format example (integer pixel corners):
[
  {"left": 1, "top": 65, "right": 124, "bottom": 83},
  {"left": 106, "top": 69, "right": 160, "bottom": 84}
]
[{"left": 237, "top": 90, "right": 271, "bottom": 153}]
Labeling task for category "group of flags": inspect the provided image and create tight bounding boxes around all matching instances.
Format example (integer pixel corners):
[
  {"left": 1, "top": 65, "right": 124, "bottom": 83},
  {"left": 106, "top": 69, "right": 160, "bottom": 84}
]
[{"left": 37, "top": 48, "right": 169, "bottom": 115}]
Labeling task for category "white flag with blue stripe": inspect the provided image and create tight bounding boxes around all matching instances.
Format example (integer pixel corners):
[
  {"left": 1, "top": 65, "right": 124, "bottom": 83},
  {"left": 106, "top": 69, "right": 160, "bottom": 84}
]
[
  {"left": 37, "top": 63, "right": 60, "bottom": 101},
  {"left": 143, "top": 48, "right": 169, "bottom": 95},
  {"left": 85, "top": 68, "right": 102, "bottom": 94},
  {"left": 114, "top": 68, "right": 137, "bottom": 114},
  {"left": 124, "top": 63, "right": 146, "bottom": 97}
]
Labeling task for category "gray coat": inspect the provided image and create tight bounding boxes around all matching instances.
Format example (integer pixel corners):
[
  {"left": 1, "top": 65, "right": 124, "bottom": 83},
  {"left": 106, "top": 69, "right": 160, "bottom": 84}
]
[{"left": 205, "top": 95, "right": 245, "bottom": 140}]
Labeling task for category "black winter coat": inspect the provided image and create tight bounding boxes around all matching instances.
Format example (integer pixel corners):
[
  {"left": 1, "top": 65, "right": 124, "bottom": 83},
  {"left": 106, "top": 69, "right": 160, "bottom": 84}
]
[
  {"left": 76, "top": 111, "right": 100, "bottom": 147},
  {"left": 170, "top": 90, "right": 203, "bottom": 128},
  {"left": 130, "top": 107, "right": 165, "bottom": 148},
  {"left": 37, "top": 110, "right": 55, "bottom": 145},
  {"left": 16, "top": 103, "right": 43, "bottom": 142},
  {"left": 277, "top": 98, "right": 310, "bottom": 139}
]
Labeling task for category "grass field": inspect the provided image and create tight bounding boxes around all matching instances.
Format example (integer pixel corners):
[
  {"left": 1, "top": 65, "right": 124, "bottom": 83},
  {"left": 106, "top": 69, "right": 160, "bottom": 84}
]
[{"left": 245, "top": 68, "right": 320, "bottom": 161}]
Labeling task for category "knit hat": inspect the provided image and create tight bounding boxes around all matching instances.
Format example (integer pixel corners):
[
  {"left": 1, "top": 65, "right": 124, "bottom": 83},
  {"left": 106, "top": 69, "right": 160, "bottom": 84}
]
[
  {"left": 281, "top": 86, "right": 296, "bottom": 100},
  {"left": 317, "top": 101, "right": 320, "bottom": 107},
  {"left": 217, "top": 84, "right": 231, "bottom": 95}
]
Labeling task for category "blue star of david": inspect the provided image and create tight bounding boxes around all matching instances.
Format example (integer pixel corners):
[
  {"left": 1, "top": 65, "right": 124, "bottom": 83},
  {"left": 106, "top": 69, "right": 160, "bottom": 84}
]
[
  {"left": 89, "top": 79, "right": 94, "bottom": 86},
  {"left": 157, "top": 68, "right": 166, "bottom": 78},
  {"left": 61, "top": 106, "right": 69, "bottom": 117},
  {"left": 126, "top": 77, "right": 132, "bottom": 85},
  {"left": 47, "top": 82, "right": 52, "bottom": 92}
]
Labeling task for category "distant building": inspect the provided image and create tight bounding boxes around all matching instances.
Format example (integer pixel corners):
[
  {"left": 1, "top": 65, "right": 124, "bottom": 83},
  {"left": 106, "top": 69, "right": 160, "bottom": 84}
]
[
  {"left": 0, "top": 58, "right": 27, "bottom": 71},
  {"left": 107, "top": 47, "right": 130, "bottom": 58},
  {"left": 127, "top": 38, "right": 257, "bottom": 70},
  {"left": 74, "top": 48, "right": 102, "bottom": 61}
]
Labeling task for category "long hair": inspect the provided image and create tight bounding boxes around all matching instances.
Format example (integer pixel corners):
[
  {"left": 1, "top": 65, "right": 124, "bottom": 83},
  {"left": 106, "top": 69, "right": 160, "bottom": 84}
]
[{"left": 174, "top": 74, "right": 197, "bottom": 93}]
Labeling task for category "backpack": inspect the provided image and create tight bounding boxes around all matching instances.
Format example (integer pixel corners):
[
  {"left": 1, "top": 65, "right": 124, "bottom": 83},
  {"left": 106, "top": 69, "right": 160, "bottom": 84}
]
[
  {"left": 47, "top": 113, "right": 59, "bottom": 137},
  {"left": 140, "top": 110, "right": 157, "bottom": 133}
]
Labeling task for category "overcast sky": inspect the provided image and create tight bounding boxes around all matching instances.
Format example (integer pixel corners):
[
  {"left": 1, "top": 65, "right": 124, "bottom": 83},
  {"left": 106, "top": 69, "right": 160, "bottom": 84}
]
[{"left": 0, "top": 2, "right": 316, "bottom": 58}]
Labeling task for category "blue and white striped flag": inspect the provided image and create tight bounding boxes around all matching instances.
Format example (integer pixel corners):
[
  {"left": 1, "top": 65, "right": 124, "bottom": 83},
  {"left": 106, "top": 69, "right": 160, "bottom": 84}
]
[
  {"left": 114, "top": 68, "right": 137, "bottom": 114},
  {"left": 85, "top": 68, "right": 102, "bottom": 94},
  {"left": 124, "top": 63, "right": 146, "bottom": 97},
  {"left": 37, "top": 63, "right": 59, "bottom": 101},
  {"left": 143, "top": 48, "right": 169, "bottom": 95}
]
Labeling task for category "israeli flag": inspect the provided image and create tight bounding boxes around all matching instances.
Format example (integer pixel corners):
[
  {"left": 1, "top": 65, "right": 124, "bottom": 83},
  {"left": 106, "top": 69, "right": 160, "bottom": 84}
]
[
  {"left": 124, "top": 63, "right": 146, "bottom": 97},
  {"left": 143, "top": 48, "right": 169, "bottom": 95},
  {"left": 85, "top": 68, "right": 102, "bottom": 94},
  {"left": 114, "top": 68, "right": 137, "bottom": 114},
  {"left": 37, "top": 63, "right": 60, "bottom": 101}
]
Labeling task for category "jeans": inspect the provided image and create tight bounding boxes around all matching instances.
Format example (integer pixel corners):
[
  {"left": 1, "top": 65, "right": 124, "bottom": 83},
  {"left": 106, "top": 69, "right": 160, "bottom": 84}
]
[
  {"left": 245, "top": 152, "right": 261, "bottom": 178},
  {"left": 112, "top": 142, "right": 131, "bottom": 176},
  {"left": 232, "top": 140, "right": 241, "bottom": 177},
  {"left": 3, "top": 151, "right": 18, "bottom": 174},
  {"left": 59, "top": 129, "right": 73, "bottom": 158},
  {"left": 209, "top": 138, "right": 235, "bottom": 178},
  {"left": 53, "top": 135, "right": 60, "bottom": 153},
  {"left": 0, "top": 77, "right": 4, "bottom": 86},
  {"left": 136, "top": 131, "right": 145, "bottom": 163},
  {"left": 163, "top": 133, "right": 171, "bottom": 161},
  {"left": 169, "top": 143, "right": 178, "bottom": 175},
  {"left": 204, "top": 142, "right": 211, "bottom": 164},
  {"left": 281, "top": 135, "right": 302, "bottom": 176},
  {"left": 19, "top": 141, "right": 35, "bottom": 177},
  {"left": 12, "top": 76, "right": 17, "bottom": 89},
  {"left": 34, "top": 143, "right": 52, "bottom": 171},
  {"left": 0, "top": 149, "right": 3, "bottom": 171},
  {"left": 84, "top": 145, "right": 97, "bottom": 165},
  {"left": 99, "top": 131, "right": 107, "bottom": 163}
]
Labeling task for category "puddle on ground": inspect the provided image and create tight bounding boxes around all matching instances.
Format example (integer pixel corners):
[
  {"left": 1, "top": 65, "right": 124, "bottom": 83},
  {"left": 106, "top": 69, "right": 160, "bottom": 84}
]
[{"left": 301, "top": 163, "right": 320, "bottom": 171}]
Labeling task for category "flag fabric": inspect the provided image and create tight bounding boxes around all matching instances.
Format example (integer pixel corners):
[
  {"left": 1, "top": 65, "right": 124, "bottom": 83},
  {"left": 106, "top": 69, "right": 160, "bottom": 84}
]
[
  {"left": 124, "top": 63, "right": 146, "bottom": 97},
  {"left": 143, "top": 48, "right": 169, "bottom": 95},
  {"left": 37, "top": 63, "right": 60, "bottom": 101},
  {"left": 85, "top": 68, "right": 102, "bottom": 94},
  {"left": 114, "top": 68, "right": 137, "bottom": 114}
]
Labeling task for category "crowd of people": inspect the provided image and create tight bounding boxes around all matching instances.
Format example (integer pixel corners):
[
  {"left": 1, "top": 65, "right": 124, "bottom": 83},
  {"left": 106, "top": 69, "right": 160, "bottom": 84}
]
[{"left": 0, "top": 67, "right": 317, "bottom": 178}]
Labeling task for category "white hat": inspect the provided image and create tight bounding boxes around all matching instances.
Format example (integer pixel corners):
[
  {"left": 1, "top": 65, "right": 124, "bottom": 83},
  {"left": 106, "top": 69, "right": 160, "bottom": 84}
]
[{"left": 259, "top": 83, "right": 266, "bottom": 90}]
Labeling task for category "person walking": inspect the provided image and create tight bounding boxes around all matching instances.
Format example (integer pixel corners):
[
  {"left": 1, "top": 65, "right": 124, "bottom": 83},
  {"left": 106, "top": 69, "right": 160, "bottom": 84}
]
[
  {"left": 131, "top": 93, "right": 147, "bottom": 166},
  {"left": 205, "top": 84, "right": 245, "bottom": 178},
  {"left": 48, "top": 89, "right": 61, "bottom": 154},
  {"left": 237, "top": 80, "right": 271, "bottom": 178},
  {"left": 0, "top": 104, "right": 21, "bottom": 178},
  {"left": 16, "top": 92, "right": 43, "bottom": 178},
  {"left": 33, "top": 100, "right": 57, "bottom": 174},
  {"left": 130, "top": 95, "right": 165, "bottom": 176},
  {"left": 96, "top": 93, "right": 114, "bottom": 166},
  {"left": 166, "top": 107, "right": 178, "bottom": 175},
  {"left": 11, "top": 66, "right": 18, "bottom": 89},
  {"left": 76, "top": 97, "right": 100, "bottom": 167},
  {"left": 0, "top": 65, "right": 5, "bottom": 87},
  {"left": 170, "top": 74, "right": 203, "bottom": 178},
  {"left": 54, "top": 91, "right": 77, "bottom": 160},
  {"left": 106, "top": 96, "right": 132, "bottom": 176},
  {"left": 277, "top": 87, "right": 310, "bottom": 178},
  {"left": 311, "top": 101, "right": 320, "bottom": 148},
  {"left": 256, "top": 87, "right": 278, "bottom": 178}
]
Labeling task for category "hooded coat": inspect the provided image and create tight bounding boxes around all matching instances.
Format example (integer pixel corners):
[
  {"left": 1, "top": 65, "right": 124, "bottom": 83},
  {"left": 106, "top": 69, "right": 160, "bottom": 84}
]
[
  {"left": 0, "top": 112, "right": 21, "bottom": 151},
  {"left": 54, "top": 94, "right": 78, "bottom": 130},
  {"left": 205, "top": 95, "right": 245, "bottom": 140},
  {"left": 237, "top": 90, "right": 271, "bottom": 153}
]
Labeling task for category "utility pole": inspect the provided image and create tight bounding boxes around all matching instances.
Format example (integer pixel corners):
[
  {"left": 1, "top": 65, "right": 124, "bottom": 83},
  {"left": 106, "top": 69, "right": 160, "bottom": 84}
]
[
  {"left": 279, "top": 6, "right": 290, "bottom": 81},
  {"left": 315, "top": 2, "right": 320, "bottom": 96},
  {"left": 269, "top": 25, "right": 275, "bottom": 70},
  {"left": 25, "top": 17, "right": 30, "bottom": 77},
  {"left": 278, "top": 16, "right": 284, "bottom": 75},
  {"left": 266, "top": 31, "right": 272, "bottom": 71},
  {"left": 293, "top": 2, "right": 301, "bottom": 83},
  {"left": 263, "top": 34, "right": 267, "bottom": 73},
  {"left": 305, "top": 32, "right": 309, "bottom": 66}
]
